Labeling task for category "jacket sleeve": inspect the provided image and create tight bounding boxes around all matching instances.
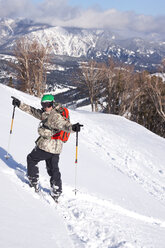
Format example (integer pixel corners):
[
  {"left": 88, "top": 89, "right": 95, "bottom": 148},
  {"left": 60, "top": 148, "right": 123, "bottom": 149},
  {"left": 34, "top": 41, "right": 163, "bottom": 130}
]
[
  {"left": 47, "top": 111, "right": 73, "bottom": 133},
  {"left": 19, "top": 103, "right": 42, "bottom": 120}
]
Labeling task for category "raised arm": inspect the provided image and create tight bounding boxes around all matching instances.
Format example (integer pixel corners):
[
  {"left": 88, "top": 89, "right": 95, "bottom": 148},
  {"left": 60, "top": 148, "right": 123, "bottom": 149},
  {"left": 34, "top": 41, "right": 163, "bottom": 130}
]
[{"left": 12, "top": 96, "right": 43, "bottom": 120}]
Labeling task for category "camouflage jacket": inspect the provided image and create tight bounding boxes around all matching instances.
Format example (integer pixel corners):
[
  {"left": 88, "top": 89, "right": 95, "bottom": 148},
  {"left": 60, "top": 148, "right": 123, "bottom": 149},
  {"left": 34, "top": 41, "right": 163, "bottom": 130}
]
[{"left": 19, "top": 102, "right": 73, "bottom": 154}]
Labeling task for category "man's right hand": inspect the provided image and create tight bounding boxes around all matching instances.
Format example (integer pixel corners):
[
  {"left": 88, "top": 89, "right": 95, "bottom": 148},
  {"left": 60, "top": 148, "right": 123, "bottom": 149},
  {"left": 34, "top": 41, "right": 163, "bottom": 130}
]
[
  {"left": 72, "top": 123, "right": 83, "bottom": 132},
  {"left": 11, "top": 96, "right": 21, "bottom": 107}
]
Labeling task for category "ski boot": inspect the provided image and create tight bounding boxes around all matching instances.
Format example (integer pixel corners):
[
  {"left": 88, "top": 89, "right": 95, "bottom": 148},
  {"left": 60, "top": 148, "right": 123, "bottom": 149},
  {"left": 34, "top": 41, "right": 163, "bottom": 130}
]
[
  {"left": 50, "top": 185, "right": 62, "bottom": 203},
  {"left": 29, "top": 181, "right": 40, "bottom": 193}
]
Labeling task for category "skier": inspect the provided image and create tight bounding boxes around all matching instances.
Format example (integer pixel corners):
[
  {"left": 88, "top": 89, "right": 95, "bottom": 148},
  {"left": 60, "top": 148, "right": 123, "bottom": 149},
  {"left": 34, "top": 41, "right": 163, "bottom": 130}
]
[{"left": 12, "top": 94, "right": 82, "bottom": 201}]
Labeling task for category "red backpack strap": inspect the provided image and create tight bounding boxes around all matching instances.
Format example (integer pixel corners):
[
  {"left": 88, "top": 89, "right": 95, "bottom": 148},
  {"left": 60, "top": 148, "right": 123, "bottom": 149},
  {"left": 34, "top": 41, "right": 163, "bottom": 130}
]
[{"left": 59, "top": 107, "right": 69, "bottom": 120}]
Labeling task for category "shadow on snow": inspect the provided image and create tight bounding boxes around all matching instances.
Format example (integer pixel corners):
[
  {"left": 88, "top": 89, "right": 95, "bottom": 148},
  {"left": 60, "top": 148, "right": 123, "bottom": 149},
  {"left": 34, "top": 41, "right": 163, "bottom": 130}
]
[{"left": 0, "top": 146, "right": 49, "bottom": 194}]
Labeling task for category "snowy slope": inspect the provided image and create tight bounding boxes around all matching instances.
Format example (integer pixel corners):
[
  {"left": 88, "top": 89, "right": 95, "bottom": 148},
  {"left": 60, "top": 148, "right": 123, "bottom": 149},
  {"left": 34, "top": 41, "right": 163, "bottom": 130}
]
[{"left": 0, "top": 84, "right": 165, "bottom": 248}]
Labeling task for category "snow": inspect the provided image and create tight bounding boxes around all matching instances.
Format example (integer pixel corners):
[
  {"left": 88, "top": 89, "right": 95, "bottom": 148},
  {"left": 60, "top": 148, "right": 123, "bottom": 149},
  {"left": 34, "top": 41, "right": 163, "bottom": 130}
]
[
  {"left": 0, "top": 84, "right": 165, "bottom": 248},
  {"left": 25, "top": 27, "right": 100, "bottom": 57},
  {"left": 0, "top": 54, "right": 16, "bottom": 61},
  {"left": 153, "top": 73, "right": 165, "bottom": 82}
]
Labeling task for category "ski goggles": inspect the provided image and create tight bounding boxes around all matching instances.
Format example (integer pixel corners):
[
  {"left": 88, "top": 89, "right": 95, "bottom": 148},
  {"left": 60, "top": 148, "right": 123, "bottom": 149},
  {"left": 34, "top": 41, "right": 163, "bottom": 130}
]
[{"left": 41, "top": 101, "right": 53, "bottom": 108}]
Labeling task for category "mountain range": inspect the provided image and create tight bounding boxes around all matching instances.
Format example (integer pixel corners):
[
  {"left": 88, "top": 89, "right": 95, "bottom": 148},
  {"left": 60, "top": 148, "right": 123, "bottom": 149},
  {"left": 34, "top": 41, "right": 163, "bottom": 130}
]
[{"left": 0, "top": 17, "right": 165, "bottom": 72}]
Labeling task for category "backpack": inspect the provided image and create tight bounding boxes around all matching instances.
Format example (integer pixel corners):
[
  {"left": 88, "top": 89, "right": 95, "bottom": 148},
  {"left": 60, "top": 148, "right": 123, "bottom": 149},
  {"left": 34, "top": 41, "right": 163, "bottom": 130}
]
[{"left": 51, "top": 106, "right": 70, "bottom": 143}]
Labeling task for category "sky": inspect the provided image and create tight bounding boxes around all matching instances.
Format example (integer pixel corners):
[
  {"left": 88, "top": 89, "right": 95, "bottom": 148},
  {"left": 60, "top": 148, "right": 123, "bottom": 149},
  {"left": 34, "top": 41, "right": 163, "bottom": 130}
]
[
  {"left": 68, "top": 0, "right": 165, "bottom": 16},
  {"left": 0, "top": 0, "right": 165, "bottom": 39}
]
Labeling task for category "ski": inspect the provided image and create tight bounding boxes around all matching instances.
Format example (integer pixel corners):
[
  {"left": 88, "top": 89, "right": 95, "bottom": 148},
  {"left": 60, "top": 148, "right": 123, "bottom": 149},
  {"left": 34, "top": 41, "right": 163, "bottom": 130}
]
[{"left": 49, "top": 194, "right": 59, "bottom": 204}]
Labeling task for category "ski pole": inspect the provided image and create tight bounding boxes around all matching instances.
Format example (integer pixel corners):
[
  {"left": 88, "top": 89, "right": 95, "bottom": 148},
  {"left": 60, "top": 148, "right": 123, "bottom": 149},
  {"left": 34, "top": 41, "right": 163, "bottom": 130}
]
[
  {"left": 5, "top": 102, "right": 16, "bottom": 159},
  {"left": 75, "top": 131, "right": 78, "bottom": 163},
  {"left": 74, "top": 131, "right": 79, "bottom": 195},
  {"left": 74, "top": 124, "right": 83, "bottom": 195}
]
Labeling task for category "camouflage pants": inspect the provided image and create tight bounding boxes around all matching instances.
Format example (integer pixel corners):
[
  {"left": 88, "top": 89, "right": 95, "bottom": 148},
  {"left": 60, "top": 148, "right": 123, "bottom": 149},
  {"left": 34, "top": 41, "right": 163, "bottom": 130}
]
[{"left": 27, "top": 146, "right": 62, "bottom": 193}]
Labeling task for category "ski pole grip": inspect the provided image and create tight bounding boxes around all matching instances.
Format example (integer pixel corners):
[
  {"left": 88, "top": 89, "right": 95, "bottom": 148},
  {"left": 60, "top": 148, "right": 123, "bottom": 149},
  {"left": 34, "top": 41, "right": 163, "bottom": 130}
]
[
  {"left": 11, "top": 96, "right": 21, "bottom": 108},
  {"left": 79, "top": 124, "right": 83, "bottom": 131}
]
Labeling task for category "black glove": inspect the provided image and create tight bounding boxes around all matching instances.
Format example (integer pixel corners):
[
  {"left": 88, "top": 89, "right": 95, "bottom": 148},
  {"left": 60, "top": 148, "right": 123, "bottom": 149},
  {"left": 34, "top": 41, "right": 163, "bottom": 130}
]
[
  {"left": 72, "top": 123, "right": 83, "bottom": 132},
  {"left": 11, "top": 96, "right": 21, "bottom": 107}
]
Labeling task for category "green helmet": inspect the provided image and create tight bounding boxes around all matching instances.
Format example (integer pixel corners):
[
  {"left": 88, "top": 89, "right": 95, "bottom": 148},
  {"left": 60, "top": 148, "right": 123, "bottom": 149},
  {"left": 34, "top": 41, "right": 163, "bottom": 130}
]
[{"left": 41, "top": 94, "right": 54, "bottom": 103}]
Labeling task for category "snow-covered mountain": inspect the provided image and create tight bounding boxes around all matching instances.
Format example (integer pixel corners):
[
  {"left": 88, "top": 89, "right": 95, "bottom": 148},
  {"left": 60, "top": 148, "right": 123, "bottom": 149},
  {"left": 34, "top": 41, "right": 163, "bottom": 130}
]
[
  {"left": 0, "top": 84, "right": 165, "bottom": 247},
  {"left": 0, "top": 18, "right": 165, "bottom": 70}
]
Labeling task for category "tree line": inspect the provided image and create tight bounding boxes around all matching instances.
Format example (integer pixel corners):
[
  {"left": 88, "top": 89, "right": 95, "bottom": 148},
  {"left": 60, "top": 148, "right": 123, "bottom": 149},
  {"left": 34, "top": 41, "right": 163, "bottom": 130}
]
[
  {"left": 8, "top": 38, "right": 165, "bottom": 137},
  {"left": 78, "top": 59, "right": 165, "bottom": 137}
]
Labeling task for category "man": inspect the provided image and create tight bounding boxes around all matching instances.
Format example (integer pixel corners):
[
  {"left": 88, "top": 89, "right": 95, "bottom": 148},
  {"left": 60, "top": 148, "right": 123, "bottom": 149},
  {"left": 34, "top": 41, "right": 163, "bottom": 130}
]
[{"left": 12, "top": 94, "right": 82, "bottom": 201}]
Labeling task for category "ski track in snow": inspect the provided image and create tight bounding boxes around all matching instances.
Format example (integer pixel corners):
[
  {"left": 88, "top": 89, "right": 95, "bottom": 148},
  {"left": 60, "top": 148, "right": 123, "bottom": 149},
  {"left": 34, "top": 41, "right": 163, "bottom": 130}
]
[
  {"left": 74, "top": 111, "right": 165, "bottom": 205},
  {"left": 1, "top": 160, "right": 165, "bottom": 248}
]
